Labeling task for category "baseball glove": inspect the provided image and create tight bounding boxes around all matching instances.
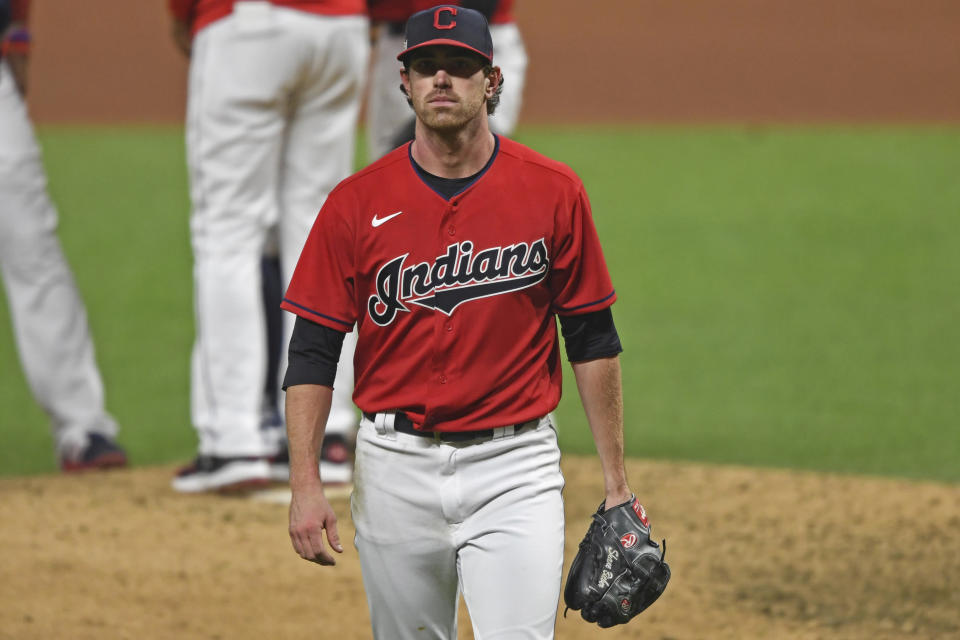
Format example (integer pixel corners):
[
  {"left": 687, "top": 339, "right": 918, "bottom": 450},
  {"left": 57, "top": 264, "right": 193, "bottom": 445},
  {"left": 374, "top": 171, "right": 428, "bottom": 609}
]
[{"left": 564, "top": 496, "right": 670, "bottom": 628}]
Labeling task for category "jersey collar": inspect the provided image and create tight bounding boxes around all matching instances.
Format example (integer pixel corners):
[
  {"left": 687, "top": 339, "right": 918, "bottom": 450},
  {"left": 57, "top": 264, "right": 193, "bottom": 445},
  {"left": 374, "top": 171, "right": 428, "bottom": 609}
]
[{"left": 408, "top": 134, "right": 500, "bottom": 201}]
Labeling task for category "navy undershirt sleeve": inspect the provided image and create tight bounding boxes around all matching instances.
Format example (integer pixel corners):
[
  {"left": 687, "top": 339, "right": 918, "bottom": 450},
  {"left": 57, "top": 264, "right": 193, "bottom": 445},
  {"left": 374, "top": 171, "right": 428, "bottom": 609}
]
[
  {"left": 460, "top": 0, "right": 498, "bottom": 20},
  {"left": 282, "top": 316, "right": 346, "bottom": 390},
  {"left": 558, "top": 308, "right": 623, "bottom": 362}
]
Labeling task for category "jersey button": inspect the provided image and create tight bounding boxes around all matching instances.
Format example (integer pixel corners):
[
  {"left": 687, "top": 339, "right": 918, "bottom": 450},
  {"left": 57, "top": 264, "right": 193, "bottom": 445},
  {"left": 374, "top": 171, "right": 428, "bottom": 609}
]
[
  {"left": 445, "top": 322, "right": 453, "bottom": 332},
  {"left": 439, "top": 374, "right": 447, "bottom": 384},
  {"left": 447, "top": 225, "right": 456, "bottom": 236}
]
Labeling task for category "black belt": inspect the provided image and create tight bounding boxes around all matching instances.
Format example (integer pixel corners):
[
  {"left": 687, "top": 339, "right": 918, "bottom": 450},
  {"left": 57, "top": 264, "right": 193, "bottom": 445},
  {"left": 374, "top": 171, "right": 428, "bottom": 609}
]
[{"left": 362, "top": 412, "right": 537, "bottom": 443}]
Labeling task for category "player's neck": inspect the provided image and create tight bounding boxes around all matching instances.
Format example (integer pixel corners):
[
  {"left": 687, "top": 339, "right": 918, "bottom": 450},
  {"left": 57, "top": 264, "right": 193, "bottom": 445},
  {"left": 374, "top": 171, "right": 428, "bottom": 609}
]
[{"left": 411, "top": 120, "right": 495, "bottom": 179}]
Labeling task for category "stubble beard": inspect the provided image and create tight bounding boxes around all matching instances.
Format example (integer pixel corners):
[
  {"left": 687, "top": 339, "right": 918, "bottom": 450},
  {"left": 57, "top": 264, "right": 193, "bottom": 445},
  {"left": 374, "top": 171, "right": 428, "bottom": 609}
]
[{"left": 415, "top": 91, "right": 486, "bottom": 133}]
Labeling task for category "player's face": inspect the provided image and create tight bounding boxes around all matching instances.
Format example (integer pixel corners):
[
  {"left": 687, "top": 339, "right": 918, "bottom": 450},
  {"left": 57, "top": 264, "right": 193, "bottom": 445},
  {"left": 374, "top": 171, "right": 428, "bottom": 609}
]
[{"left": 402, "top": 47, "right": 495, "bottom": 132}]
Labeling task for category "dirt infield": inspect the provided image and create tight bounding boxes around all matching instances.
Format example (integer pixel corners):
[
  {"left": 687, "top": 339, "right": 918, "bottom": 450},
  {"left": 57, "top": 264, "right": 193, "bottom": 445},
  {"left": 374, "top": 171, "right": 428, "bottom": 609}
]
[
  {"left": 2, "top": 457, "right": 958, "bottom": 639},
  {"left": 25, "top": 0, "right": 960, "bottom": 123}
]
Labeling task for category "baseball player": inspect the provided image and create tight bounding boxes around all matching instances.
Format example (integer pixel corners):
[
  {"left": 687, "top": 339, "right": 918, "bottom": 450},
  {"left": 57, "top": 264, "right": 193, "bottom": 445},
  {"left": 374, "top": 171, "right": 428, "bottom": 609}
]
[
  {"left": 365, "top": 0, "right": 527, "bottom": 161},
  {"left": 167, "top": 0, "right": 369, "bottom": 492},
  {"left": 283, "top": 6, "right": 643, "bottom": 637},
  {"left": 1, "top": 0, "right": 126, "bottom": 471}
]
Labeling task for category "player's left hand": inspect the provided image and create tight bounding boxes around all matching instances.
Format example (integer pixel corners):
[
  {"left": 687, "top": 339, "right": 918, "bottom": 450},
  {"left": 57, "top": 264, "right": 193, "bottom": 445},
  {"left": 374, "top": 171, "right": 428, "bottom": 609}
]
[
  {"left": 563, "top": 495, "right": 670, "bottom": 627},
  {"left": 288, "top": 484, "right": 343, "bottom": 566}
]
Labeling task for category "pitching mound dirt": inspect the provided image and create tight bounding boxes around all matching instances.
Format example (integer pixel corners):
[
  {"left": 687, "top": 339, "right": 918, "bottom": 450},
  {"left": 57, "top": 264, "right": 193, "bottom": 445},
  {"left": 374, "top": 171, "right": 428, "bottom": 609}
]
[{"left": 1, "top": 457, "right": 957, "bottom": 639}]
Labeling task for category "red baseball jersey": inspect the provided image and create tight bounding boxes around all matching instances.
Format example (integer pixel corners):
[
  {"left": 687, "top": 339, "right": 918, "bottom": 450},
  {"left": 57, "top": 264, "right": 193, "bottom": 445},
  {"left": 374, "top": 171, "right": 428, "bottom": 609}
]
[
  {"left": 282, "top": 137, "right": 616, "bottom": 432},
  {"left": 169, "top": 0, "right": 365, "bottom": 34},
  {"left": 367, "top": 0, "right": 514, "bottom": 24},
  {"left": 489, "top": 0, "right": 514, "bottom": 24},
  {"left": 8, "top": 0, "right": 27, "bottom": 22},
  {"left": 367, "top": 0, "right": 428, "bottom": 23}
]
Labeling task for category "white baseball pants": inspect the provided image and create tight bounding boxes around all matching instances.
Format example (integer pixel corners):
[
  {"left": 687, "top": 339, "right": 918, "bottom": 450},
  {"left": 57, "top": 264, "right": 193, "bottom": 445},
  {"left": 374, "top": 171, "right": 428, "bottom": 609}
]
[
  {"left": 487, "top": 23, "right": 528, "bottom": 137},
  {"left": 351, "top": 414, "right": 565, "bottom": 639},
  {"left": 185, "top": 4, "right": 368, "bottom": 456},
  {"left": 0, "top": 60, "right": 118, "bottom": 460}
]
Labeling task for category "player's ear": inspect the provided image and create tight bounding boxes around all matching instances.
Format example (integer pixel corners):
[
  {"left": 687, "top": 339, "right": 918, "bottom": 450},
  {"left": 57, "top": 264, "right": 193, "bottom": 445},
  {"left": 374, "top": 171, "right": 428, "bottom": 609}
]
[
  {"left": 400, "top": 67, "right": 412, "bottom": 96},
  {"left": 485, "top": 66, "right": 501, "bottom": 98}
]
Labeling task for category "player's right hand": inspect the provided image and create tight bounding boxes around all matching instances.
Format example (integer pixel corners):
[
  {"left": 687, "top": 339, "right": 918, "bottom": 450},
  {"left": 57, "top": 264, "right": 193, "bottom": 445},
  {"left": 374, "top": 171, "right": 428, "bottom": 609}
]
[{"left": 289, "top": 485, "right": 343, "bottom": 566}]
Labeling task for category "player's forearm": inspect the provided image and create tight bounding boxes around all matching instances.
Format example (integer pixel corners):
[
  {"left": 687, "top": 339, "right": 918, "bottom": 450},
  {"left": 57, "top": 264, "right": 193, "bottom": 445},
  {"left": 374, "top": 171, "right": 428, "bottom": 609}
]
[
  {"left": 571, "top": 355, "right": 631, "bottom": 506},
  {"left": 285, "top": 384, "right": 333, "bottom": 489}
]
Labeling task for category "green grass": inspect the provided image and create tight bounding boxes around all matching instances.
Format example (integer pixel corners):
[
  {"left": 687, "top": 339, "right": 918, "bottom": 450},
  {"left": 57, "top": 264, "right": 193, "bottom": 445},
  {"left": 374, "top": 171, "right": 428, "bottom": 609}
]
[
  {"left": 519, "top": 126, "right": 960, "bottom": 482},
  {"left": 2, "top": 126, "right": 958, "bottom": 481}
]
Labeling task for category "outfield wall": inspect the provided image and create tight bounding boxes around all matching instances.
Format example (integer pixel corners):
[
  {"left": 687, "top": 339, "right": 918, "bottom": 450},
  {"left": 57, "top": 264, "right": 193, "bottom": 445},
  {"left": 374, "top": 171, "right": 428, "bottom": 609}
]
[{"left": 24, "top": 0, "right": 960, "bottom": 124}]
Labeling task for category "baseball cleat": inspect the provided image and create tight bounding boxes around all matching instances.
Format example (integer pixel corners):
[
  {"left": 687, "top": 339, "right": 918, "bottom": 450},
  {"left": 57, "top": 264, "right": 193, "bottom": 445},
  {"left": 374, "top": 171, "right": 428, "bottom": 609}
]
[
  {"left": 60, "top": 434, "right": 128, "bottom": 472},
  {"left": 172, "top": 455, "right": 271, "bottom": 493}
]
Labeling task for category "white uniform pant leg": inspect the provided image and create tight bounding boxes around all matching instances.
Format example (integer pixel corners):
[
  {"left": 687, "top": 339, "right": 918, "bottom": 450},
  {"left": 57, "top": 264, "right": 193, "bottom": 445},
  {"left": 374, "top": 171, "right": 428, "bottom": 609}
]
[
  {"left": 352, "top": 419, "right": 460, "bottom": 639},
  {"left": 0, "top": 61, "right": 117, "bottom": 459},
  {"left": 364, "top": 29, "right": 414, "bottom": 162},
  {"left": 351, "top": 416, "right": 564, "bottom": 639},
  {"left": 456, "top": 419, "right": 565, "bottom": 639},
  {"left": 186, "top": 10, "right": 295, "bottom": 457},
  {"left": 488, "top": 23, "right": 528, "bottom": 137},
  {"left": 273, "top": 12, "right": 369, "bottom": 437}
]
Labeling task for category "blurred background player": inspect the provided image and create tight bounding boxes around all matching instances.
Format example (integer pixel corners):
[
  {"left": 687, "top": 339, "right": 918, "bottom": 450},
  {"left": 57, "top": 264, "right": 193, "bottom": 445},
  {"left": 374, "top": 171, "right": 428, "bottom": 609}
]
[
  {"left": 0, "top": 0, "right": 127, "bottom": 471},
  {"left": 365, "top": 0, "right": 526, "bottom": 161},
  {"left": 167, "top": 0, "right": 368, "bottom": 492}
]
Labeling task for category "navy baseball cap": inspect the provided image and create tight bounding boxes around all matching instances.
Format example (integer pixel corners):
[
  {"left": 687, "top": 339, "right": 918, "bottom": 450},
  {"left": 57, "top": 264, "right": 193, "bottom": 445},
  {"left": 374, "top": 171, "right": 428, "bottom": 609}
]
[{"left": 397, "top": 5, "right": 494, "bottom": 63}]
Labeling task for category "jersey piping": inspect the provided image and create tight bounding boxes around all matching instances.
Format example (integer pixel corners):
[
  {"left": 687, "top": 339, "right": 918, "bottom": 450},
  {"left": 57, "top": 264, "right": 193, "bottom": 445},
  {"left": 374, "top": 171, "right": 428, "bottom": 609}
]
[
  {"left": 556, "top": 290, "right": 617, "bottom": 314},
  {"left": 281, "top": 298, "right": 354, "bottom": 329}
]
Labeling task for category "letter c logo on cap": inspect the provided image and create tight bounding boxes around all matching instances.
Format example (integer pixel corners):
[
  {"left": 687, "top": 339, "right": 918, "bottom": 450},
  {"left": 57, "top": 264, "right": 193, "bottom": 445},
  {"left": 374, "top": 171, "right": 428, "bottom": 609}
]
[{"left": 434, "top": 6, "right": 457, "bottom": 30}]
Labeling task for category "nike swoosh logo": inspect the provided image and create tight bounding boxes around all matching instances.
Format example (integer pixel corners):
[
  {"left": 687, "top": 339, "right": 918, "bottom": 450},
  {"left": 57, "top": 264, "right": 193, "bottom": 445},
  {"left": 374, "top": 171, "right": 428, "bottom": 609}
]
[{"left": 372, "top": 211, "right": 404, "bottom": 228}]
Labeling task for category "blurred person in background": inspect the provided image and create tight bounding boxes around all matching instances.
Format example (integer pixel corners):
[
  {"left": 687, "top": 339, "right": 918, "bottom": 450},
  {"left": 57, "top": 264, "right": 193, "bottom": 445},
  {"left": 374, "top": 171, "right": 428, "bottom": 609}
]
[
  {"left": 365, "top": 0, "right": 526, "bottom": 161},
  {"left": 167, "top": 0, "right": 368, "bottom": 493},
  {"left": 0, "top": 0, "right": 127, "bottom": 471}
]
